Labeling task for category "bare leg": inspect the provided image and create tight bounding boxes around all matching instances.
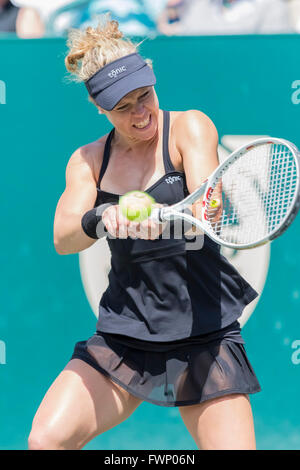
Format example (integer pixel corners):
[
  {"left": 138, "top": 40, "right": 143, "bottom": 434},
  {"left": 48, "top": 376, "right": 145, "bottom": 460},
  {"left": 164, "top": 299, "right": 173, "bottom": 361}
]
[
  {"left": 28, "top": 359, "right": 143, "bottom": 450},
  {"left": 179, "top": 393, "right": 256, "bottom": 450}
]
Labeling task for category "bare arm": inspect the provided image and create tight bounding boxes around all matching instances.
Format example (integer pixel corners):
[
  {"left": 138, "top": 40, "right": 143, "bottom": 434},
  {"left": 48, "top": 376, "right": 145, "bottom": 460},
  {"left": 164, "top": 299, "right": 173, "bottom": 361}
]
[
  {"left": 174, "top": 110, "right": 222, "bottom": 225},
  {"left": 53, "top": 143, "right": 102, "bottom": 255}
]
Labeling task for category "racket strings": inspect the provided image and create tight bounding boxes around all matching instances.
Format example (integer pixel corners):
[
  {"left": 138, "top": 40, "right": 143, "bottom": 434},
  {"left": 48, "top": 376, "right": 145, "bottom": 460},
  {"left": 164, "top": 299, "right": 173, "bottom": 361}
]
[{"left": 205, "top": 143, "right": 298, "bottom": 245}]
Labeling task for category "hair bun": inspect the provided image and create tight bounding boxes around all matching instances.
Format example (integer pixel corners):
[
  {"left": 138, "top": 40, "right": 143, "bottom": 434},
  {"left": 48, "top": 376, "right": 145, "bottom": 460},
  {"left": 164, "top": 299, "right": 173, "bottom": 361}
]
[
  {"left": 85, "top": 20, "right": 123, "bottom": 41},
  {"left": 105, "top": 20, "right": 123, "bottom": 39},
  {"left": 64, "top": 15, "right": 141, "bottom": 82}
]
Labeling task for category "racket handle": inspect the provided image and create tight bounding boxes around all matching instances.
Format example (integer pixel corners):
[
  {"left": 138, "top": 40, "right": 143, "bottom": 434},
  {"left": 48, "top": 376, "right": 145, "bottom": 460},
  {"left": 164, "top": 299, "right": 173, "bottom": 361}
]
[
  {"left": 150, "top": 206, "right": 173, "bottom": 223},
  {"left": 150, "top": 207, "right": 163, "bottom": 222}
]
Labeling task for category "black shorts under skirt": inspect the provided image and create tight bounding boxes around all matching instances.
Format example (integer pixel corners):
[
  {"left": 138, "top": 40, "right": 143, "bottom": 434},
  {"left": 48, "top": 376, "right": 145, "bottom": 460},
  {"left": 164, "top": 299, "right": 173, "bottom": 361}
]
[{"left": 71, "top": 327, "right": 261, "bottom": 407}]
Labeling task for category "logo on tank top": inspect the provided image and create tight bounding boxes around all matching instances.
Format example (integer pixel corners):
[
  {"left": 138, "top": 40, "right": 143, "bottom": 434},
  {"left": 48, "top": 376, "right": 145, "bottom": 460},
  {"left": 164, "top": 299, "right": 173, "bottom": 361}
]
[
  {"left": 165, "top": 176, "right": 182, "bottom": 184},
  {"left": 108, "top": 66, "right": 127, "bottom": 79}
]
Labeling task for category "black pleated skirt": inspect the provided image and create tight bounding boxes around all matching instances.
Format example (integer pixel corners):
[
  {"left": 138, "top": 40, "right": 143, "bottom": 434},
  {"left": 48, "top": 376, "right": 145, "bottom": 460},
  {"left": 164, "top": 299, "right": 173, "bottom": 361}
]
[{"left": 71, "top": 322, "right": 261, "bottom": 407}]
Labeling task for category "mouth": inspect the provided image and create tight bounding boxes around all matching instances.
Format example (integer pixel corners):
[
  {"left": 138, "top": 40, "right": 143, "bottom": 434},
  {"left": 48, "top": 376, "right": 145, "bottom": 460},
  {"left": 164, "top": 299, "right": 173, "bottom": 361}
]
[{"left": 132, "top": 114, "right": 151, "bottom": 130}]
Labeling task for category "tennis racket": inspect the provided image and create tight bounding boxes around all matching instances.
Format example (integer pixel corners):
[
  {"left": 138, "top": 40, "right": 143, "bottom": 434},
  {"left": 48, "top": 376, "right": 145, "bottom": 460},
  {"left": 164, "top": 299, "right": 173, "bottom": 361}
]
[{"left": 150, "top": 137, "right": 300, "bottom": 249}]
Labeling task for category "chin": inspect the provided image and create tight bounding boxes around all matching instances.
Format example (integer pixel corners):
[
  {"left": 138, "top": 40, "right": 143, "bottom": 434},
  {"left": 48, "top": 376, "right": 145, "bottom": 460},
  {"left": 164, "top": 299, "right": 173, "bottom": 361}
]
[{"left": 131, "top": 113, "right": 158, "bottom": 140}]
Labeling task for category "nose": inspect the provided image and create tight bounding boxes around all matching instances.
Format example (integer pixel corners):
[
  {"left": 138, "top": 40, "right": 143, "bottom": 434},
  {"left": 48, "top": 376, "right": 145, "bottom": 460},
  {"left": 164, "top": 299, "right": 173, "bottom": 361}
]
[{"left": 132, "top": 101, "right": 145, "bottom": 116}]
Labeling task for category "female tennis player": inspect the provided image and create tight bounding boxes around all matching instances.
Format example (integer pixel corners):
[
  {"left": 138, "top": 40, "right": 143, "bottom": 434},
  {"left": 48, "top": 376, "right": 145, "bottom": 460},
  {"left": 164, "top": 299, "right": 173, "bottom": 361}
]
[{"left": 28, "top": 17, "right": 261, "bottom": 450}]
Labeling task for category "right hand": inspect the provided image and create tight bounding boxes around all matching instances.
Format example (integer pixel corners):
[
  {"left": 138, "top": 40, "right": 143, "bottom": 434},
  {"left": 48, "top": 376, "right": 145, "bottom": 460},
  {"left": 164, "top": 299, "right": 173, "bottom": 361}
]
[{"left": 102, "top": 204, "right": 167, "bottom": 240}]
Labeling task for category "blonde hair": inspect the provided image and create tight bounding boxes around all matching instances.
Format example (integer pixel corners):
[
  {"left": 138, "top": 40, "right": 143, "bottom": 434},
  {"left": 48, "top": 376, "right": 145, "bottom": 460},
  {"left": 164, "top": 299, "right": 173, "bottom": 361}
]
[{"left": 65, "top": 14, "right": 152, "bottom": 83}]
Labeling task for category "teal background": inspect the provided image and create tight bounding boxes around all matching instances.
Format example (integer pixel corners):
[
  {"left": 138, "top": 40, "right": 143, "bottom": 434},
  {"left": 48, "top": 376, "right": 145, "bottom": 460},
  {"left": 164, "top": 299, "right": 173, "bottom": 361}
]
[{"left": 0, "top": 35, "right": 300, "bottom": 450}]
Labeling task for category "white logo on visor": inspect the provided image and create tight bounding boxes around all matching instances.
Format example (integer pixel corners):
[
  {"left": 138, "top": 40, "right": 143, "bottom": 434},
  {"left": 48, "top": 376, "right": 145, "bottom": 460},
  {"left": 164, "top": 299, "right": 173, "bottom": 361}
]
[{"left": 108, "top": 66, "right": 127, "bottom": 79}]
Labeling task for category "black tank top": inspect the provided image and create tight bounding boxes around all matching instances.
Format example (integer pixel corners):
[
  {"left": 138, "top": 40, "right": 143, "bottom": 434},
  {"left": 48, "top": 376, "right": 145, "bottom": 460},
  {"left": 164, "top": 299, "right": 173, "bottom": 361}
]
[
  {"left": 0, "top": 1, "right": 19, "bottom": 32},
  {"left": 94, "top": 110, "right": 258, "bottom": 341}
]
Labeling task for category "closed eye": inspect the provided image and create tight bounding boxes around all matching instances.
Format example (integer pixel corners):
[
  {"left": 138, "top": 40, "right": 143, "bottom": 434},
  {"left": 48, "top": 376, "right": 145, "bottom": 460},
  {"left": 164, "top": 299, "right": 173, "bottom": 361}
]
[
  {"left": 139, "top": 91, "right": 150, "bottom": 100},
  {"left": 115, "top": 90, "right": 150, "bottom": 111},
  {"left": 116, "top": 103, "right": 129, "bottom": 111}
]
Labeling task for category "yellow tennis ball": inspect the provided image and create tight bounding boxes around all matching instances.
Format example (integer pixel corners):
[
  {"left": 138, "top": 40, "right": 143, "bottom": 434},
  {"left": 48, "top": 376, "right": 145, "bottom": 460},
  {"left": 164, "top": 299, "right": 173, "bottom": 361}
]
[{"left": 119, "top": 191, "right": 155, "bottom": 222}]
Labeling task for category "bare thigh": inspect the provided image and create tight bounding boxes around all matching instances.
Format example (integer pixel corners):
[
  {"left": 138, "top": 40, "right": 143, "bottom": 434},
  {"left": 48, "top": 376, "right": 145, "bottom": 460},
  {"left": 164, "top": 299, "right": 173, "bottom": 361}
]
[
  {"left": 179, "top": 394, "right": 256, "bottom": 450},
  {"left": 28, "top": 359, "right": 143, "bottom": 450}
]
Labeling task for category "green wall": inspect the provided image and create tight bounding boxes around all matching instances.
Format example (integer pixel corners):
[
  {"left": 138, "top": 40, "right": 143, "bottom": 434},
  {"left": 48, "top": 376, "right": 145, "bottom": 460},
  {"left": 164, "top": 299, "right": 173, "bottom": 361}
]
[{"left": 0, "top": 35, "right": 300, "bottom": 450}]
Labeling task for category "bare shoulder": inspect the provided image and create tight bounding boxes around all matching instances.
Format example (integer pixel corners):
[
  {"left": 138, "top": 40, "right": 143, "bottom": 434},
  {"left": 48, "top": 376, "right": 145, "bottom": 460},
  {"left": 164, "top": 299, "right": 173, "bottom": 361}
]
[
  {"left": 171, "top": 110, "right": 218, "bottom": 142},
  {"left": 66, "top": 136, "right": 108, "bottom": 184}
]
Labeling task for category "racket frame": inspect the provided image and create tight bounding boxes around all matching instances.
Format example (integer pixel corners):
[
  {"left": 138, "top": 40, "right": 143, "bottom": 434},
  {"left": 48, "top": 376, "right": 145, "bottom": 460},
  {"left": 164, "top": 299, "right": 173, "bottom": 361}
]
[{"left": 151, "top": 137, "right": 300, "bottom": 249}]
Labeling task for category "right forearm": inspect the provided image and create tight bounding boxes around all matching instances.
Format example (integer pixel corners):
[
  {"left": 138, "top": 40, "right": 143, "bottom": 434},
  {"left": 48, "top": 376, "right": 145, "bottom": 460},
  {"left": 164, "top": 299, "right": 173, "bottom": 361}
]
[
  {"left": 54, "top": 212, "right": 96, "bottom": 255},
  {"left": 54, "top": 203, "right": 113, "bottom": 255}
]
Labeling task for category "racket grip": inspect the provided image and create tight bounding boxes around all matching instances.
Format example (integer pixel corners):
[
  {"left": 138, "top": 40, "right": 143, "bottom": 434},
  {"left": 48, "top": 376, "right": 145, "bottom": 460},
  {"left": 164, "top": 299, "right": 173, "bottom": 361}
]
[{"left": 150, "top": 207, "right": 163, "bottom": 222}]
